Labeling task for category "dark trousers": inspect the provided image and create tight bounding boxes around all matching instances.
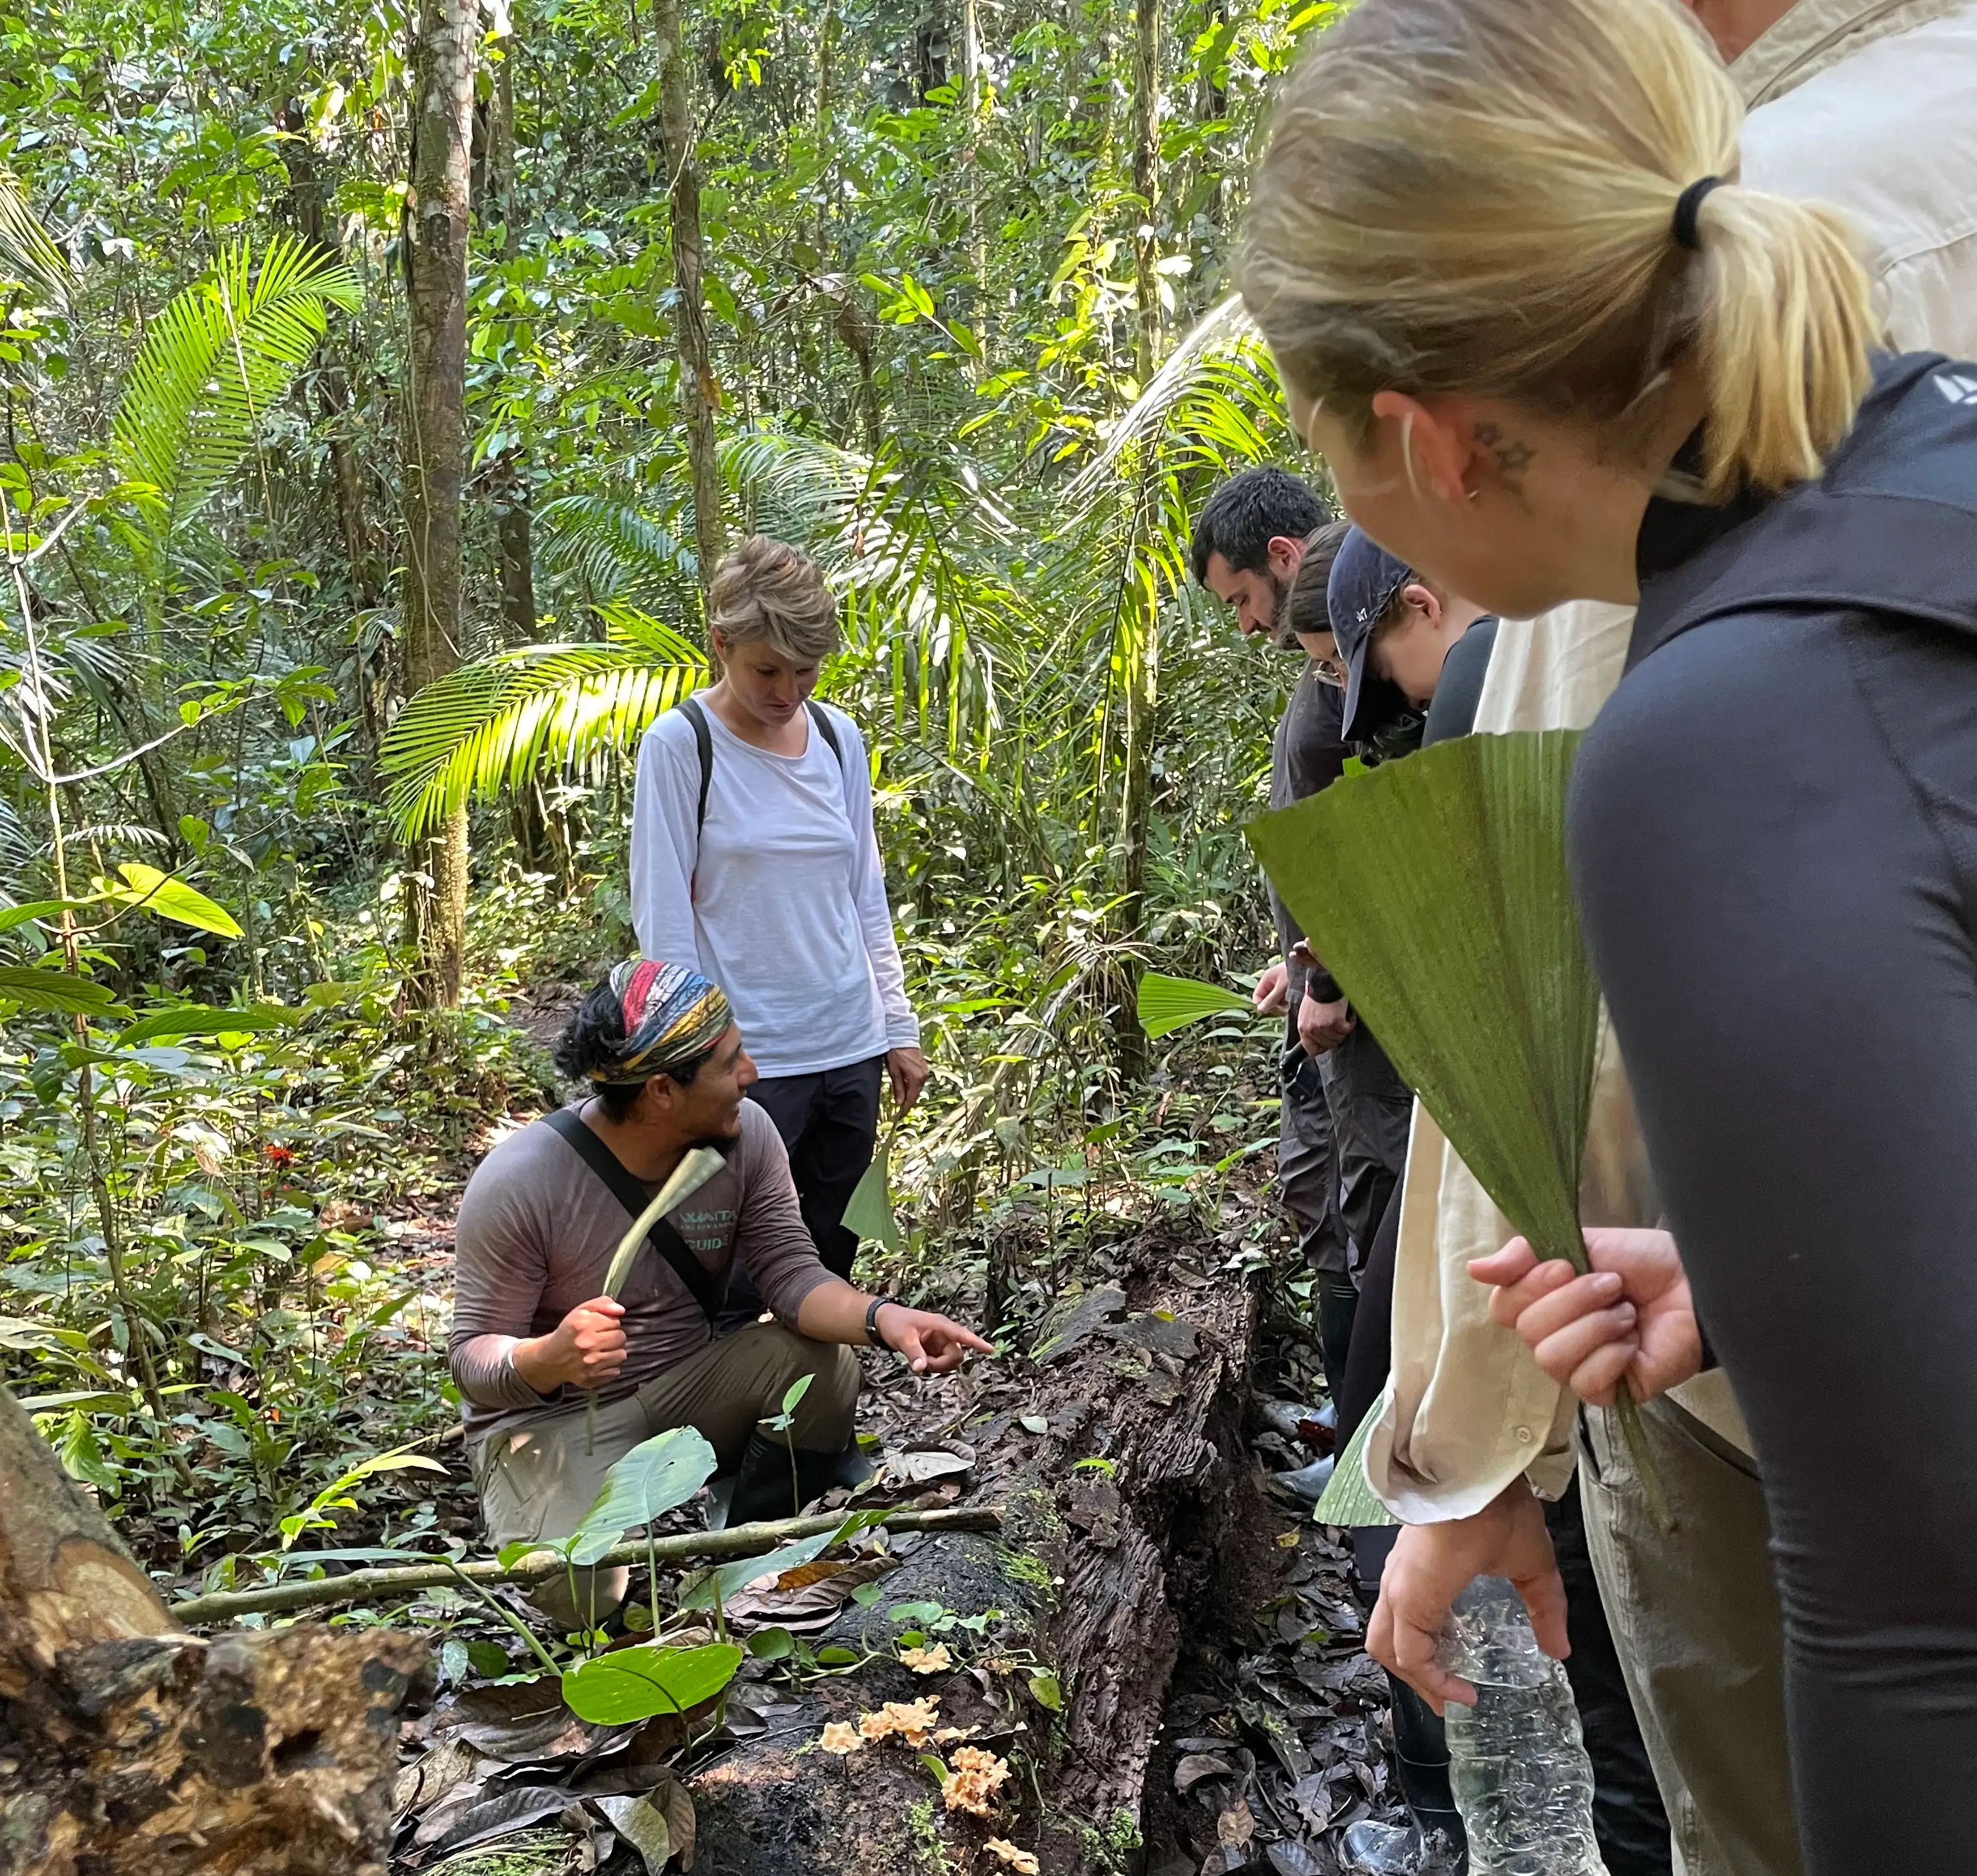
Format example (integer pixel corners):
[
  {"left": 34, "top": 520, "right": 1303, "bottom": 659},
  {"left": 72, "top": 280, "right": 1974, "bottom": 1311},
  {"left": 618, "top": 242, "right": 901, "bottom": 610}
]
[
  {"left": 1318, "top": 1023, "right": 1412, "bottom": 1271},
  {"left": 720, "top": 1056, "right": 884, "bottom": 1325}
]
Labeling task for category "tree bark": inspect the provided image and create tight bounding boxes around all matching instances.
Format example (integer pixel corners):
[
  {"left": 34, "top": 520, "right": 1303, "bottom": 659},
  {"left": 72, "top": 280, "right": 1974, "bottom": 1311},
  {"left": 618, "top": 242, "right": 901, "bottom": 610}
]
[
  {"left": 401, "top": 0, "right": 477, "bottom": 1007},
  {"left": 481, "top": 0, "right": 539, "bottom": 649},
  {"left": 1130, "top": 0, "right": 1163, "bottom": 387},
  {"left": 278, "top": 102, "right": 383, "bottom": 617},
  {"left": 654, "top": 0, "right": 724, "bottom": 596},
  {"left": 0, "top": 1386, "right": 423, "bottom": 1874},
  {"left": 681, "top": 1244, "right": 1260, "bottom": 1872}
]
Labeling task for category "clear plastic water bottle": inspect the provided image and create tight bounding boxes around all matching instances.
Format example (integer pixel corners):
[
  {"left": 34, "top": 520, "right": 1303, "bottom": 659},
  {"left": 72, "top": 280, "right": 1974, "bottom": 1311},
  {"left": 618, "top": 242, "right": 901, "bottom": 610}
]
[{"left": 1440, "top": 1576, "right": 1607, "bottom": 1876}]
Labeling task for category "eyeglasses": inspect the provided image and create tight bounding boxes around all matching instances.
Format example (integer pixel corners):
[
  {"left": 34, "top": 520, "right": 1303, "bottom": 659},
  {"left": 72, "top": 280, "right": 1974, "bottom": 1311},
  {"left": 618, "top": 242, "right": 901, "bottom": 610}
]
[{"left": 1311, "top": 655, "right": 1348, "bottom": 689}]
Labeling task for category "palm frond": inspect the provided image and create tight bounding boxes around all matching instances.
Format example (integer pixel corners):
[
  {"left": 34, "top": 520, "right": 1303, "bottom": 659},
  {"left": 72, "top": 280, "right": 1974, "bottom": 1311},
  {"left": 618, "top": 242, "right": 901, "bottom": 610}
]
[
  {"left": 0, "top": 171, "right": 70, "bottom": 305},
  {"left": 725, "top": 429, "right": 1033, "bottom": 757},
  {"left": 536, "top": 493, "right": 698, "bottom": 602},
  {"left": 110, "top": 233, "right": 362, "bottom": 539},
  {"left": 1068, "top": 296, "right": 1281, "bottom": 499},
  {"left": 379, "top": 626, "right": 707, "bottom": 840}
]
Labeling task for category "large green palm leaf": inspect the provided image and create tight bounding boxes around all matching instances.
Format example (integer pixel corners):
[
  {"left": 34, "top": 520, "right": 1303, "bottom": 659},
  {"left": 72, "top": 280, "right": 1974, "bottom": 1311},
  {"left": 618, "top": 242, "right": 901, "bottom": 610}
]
[
  {"left": 379, "top": 608, "right": 707, "bottom": 840},
  {"left": 726, "top": 429, "right": 1034, "bottom": 757},
  {"left": 110, "top": 234, "right": 362, "bottom": 539},
  {"left": 536, "top": 492, "right": 698, "bottom": 602},
  {"left": 0, "top": 171, "right": 69, "bottom": 305}
]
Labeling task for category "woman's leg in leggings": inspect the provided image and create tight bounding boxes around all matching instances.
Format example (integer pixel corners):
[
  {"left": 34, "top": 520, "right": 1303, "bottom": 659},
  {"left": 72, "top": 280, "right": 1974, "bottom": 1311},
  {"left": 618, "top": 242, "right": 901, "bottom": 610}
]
[
  {"left": 1337, "top": 1180, "right": 1402, "bottom": 1446},
  {"left": 1572, "top": 613, "right": 1977, "bottom": 1876},
  {"left": 782, "top": 1057, "right": 883, "bottom": 1280}
]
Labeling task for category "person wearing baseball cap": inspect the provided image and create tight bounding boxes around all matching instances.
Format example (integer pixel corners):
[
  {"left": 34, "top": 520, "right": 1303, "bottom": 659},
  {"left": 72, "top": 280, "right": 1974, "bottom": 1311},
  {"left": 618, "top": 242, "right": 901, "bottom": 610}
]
[{"left": 1326, "top": 527, "right": 1496, "bottom": 755}]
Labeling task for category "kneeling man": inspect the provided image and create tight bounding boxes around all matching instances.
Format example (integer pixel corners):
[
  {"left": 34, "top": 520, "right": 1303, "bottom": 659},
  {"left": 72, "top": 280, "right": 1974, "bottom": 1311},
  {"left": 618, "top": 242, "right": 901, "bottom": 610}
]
[{"left": 450, "top": 959, "right": 989, "bottom": 1612}]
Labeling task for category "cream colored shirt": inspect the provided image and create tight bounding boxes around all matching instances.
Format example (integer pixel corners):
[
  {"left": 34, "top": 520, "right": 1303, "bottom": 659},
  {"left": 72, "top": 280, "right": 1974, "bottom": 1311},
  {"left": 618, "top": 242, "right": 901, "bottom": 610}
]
[{"left": 1366, "top": 0, "right": 1977, "bottom": 1522}]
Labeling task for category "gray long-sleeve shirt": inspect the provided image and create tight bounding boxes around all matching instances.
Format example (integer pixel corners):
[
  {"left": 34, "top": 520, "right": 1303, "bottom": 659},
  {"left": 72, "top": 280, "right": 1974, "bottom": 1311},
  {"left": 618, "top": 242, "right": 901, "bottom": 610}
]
[{"left": 448, "top": 1099, "right": 834, "bottom": 1442}]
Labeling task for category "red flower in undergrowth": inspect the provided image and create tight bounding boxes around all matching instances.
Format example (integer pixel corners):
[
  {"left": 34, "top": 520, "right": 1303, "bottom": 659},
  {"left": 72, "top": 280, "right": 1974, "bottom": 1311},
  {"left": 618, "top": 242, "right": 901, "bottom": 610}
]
[{"left": 263, "top": 1144, "right": 295, "bottom": 1167}]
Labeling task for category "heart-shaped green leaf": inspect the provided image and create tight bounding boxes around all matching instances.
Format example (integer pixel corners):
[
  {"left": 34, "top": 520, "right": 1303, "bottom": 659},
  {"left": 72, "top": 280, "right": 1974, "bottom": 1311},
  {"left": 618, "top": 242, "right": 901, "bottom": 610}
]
[
  {"left": 560, "top": 1641, "right": 743, "bottom": 1724},
  {"left": 568, "top": 1426, "right": 718, "bottom": 1566}
]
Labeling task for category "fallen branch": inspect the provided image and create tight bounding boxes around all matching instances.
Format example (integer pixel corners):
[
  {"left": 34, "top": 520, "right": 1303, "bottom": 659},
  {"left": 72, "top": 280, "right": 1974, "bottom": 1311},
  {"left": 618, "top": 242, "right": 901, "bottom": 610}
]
[{"left": 172, "top": 1503, "right": 1004, "bottom": 1624}]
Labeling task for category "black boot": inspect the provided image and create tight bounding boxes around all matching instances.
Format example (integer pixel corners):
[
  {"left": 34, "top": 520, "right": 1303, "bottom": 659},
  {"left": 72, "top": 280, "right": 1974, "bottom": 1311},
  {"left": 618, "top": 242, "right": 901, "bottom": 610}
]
[
  {"left": 1389, "top": 1673, "right": 1466, "bottom": 1867},
  {"left": 723, "top": 1430, "right": 840, "bottom": 1529},
  {"left": 830, "top": 1435, "right": 878, "bottom": 1490},
  {"left": 1315, "top": 1272, "right": 1361, "bottom": 1404},
  {"left": 1342, "top": 1675, "right": 1467, "bottom": 1873}
]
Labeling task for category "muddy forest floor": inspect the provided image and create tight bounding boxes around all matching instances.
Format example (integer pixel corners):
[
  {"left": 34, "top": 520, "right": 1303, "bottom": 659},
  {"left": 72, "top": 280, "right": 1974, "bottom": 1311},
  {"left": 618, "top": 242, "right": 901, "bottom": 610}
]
[{"left": 127, "top": 1007, "right": 1407, "bottom": 1876}]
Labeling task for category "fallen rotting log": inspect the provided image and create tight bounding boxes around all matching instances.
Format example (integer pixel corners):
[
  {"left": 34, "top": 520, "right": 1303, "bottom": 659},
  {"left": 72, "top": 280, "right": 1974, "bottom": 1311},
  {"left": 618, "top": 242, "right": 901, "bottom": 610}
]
[
  {"left": 0, "top": 1384, "right": 425, "bottom": 1876},
  {"left": 171, "top": 1504, "right": 1004, "bottom": 1624},
  {"left": 675, "top": 1223, "right": 1262, "bottom": 1875}
]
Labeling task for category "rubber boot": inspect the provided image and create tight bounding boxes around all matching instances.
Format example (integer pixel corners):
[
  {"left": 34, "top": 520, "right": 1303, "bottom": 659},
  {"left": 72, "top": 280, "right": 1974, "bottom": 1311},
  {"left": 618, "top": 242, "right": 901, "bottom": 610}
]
[
  {"left": 830, "top": 1435, "right": 879, "bottom": 1490},
  {"left": 1315, "top": 1272, "right": 1360, "bottom": 1405},
  {"left": 1271, "top": 1454, "right": 1336, "bottom": 1503},
  {"left": 1343, "top": 1673, "right": 1468, "bottom": 1873},
  {"left": 724, "top": 1430, "right": 840, "bottom": 1529}
]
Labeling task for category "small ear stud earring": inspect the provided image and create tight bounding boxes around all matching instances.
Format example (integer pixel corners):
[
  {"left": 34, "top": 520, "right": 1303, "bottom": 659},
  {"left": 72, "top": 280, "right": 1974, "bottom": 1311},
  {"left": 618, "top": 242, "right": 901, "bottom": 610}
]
[{"left": 1466, "top": 487, "right": 1481, "bottom": 503}]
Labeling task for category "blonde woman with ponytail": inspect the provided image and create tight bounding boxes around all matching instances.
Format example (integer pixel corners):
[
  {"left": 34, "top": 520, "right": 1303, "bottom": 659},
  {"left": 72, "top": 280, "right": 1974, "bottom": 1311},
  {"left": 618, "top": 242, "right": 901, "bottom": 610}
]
[{"left": 1242, "top": 1, "right": 1977, "bottom": 1870}]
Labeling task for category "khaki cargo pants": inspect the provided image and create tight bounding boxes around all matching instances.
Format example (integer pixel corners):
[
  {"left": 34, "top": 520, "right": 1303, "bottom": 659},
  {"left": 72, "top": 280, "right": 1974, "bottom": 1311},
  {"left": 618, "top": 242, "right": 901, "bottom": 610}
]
[
  {"left": 472, "top": 1322, "right": 860, "bottom": 1556},
  {"left": 1580, "top": 1397, "right": 1805, "bottom": 1876}
]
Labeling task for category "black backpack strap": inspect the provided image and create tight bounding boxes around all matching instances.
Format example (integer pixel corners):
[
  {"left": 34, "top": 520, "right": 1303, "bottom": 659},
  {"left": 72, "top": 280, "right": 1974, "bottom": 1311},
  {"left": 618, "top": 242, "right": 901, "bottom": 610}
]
[
  {"left": 543, "top": 1108, "right": 722, "bottom": 1318},
  {"left": 677, "top": 696, "right": 715, "bottom": 837},
  {"left": 805, "top": 698, "right": 845, "bottom": 767}
]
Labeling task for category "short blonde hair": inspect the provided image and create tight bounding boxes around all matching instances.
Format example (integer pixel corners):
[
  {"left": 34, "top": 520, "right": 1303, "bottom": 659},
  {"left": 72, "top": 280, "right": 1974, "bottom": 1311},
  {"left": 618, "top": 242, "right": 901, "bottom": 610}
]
[
  {"left": 1239, "top": 0, "right": 1878, "bottom": 498},
  {"left": 707, "top": 536, "right": 841, "bottom": 663}
]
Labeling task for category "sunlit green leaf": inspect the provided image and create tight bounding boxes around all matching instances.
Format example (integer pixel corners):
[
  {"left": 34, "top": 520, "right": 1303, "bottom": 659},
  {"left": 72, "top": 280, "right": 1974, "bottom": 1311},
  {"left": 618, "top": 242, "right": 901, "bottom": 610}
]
[
  {"left": 0, "top": 967, "right": 121, "bottom": 1015},
  {"left": 560, "top": 1641, "right": 743, "bottom": 1723},
  {"left": 97, "top": 864, "right": 244, "bottom": 939},
  {"left": 567, "top": 1427, "right": 718, "bottom": 1566},
  {"left": 110, "top": 233, "right": 361, "bottom": 541},
  {"left": 116, "top": 1002, "right": 299, "bottom": 1048},
  {"left": 1136, "top": 971, "right": 1253, "bottom": 1039}
]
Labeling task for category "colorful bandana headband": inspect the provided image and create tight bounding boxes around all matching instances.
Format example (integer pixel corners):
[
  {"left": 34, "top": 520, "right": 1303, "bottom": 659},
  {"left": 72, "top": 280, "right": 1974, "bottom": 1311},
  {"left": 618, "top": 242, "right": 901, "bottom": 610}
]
[{"left": 591, "top": 959, "right": 733, "bottom": 1085}]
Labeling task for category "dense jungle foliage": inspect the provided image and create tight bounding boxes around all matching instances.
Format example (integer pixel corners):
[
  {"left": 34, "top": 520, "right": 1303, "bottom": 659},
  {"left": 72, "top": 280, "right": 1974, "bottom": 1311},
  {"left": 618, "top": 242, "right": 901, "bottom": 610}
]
[{"left": 0, "top": 0, "right": 1333, "bottom": 1571}]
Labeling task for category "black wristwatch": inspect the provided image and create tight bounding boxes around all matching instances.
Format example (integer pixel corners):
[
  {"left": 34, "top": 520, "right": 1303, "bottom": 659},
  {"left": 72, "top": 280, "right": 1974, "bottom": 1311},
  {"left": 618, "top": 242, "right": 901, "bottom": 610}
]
[{"left": 865, "top": 1295, "right": 900, "bottom": 1349}]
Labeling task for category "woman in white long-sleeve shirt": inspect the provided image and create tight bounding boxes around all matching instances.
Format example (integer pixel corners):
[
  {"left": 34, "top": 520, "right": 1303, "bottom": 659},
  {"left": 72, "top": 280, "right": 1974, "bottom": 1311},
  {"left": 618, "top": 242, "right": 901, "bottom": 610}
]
[{"left": 630, "top": 536, "right": 928, "bottom": 1308}]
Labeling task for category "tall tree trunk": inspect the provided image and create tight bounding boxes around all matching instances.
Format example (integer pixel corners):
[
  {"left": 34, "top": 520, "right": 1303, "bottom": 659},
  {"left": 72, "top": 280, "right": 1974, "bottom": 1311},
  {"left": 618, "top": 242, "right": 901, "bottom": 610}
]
[
  {"left": 1114, "top": 562, "right": 1157, "bottom": 1083},
  {"left": 482, "top": 0, "right": 538, "bottom": 649},
  {"left": 0, "top": 1385, "right": 423, "bottom": 1873},
  {"left": 401, "top": 0, "right": 476, "bottom": 1007},
  {"left": 1130, "top": 0, "right": 1162, "bottom": 387},
  {"left": 278, "top": 101, "right": 382, "bottom": 621},
  {"left": 654, "top": 0, "right": 724, "bottom": 596}
]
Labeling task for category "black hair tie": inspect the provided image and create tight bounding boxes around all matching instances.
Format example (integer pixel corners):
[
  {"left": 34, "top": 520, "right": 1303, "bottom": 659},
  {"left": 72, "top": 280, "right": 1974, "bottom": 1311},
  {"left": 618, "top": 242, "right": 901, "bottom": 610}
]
[{"left": 1672, "top": 175, "right": 1725, "bottom": 251}]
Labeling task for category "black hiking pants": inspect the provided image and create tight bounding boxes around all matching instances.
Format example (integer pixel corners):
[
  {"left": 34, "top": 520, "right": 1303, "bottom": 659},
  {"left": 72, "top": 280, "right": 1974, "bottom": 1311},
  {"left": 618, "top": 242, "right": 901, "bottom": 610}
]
[
  {"left": 718, "top": 1055, "right": 883, "bottom": 1326},
  {"left": 1571, "top": 607, "right": 1977, "bottom": 1876}
]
